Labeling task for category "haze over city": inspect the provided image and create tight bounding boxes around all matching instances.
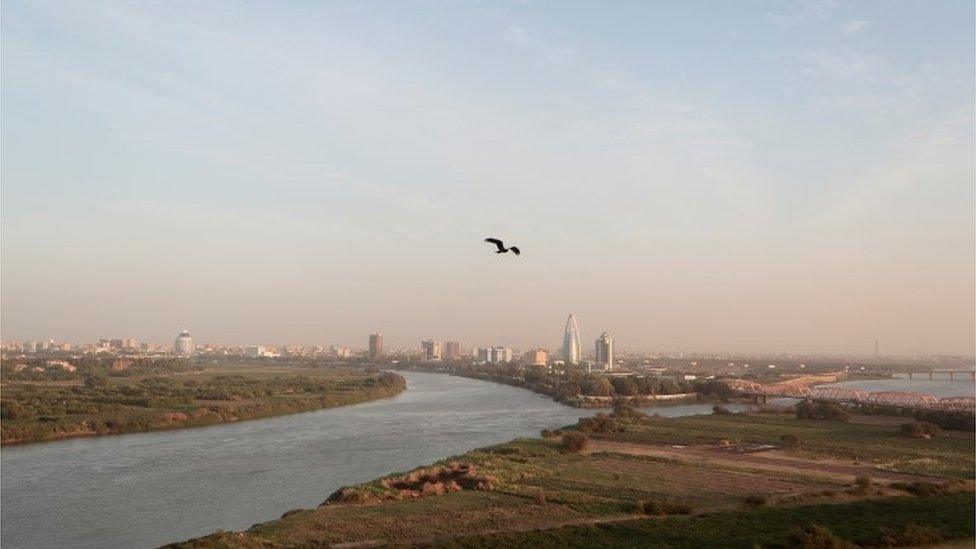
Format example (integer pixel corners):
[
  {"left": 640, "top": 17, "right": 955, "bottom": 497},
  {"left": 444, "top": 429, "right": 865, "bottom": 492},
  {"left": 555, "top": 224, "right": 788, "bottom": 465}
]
[{"left": 2, "top": 1, "right": 974, "bottom": 355}]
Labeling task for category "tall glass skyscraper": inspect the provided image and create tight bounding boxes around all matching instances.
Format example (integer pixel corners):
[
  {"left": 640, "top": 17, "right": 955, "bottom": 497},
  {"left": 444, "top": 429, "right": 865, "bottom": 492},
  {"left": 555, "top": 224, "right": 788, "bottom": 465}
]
[
  {"left": 595, "top": 332, "right": 614, "bottom": 370},
  {"left": 562, "top": 314, "right": 581, "bottom": 364}
]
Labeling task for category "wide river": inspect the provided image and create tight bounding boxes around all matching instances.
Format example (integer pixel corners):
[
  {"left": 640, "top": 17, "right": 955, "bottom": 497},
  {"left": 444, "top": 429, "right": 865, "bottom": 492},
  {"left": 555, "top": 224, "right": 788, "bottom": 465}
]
[
  {"left": 1, "top": 371, "right": 971, "bottom": 548},
  {"left": 2, "top": 371, "right": 736, "bottom": 548}
]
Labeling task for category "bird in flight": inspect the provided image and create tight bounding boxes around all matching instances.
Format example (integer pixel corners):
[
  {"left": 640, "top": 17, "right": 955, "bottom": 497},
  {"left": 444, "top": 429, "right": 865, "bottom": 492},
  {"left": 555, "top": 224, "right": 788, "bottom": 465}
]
[{"left": 484, "top": 237, "right": 521, "bottom": 255}]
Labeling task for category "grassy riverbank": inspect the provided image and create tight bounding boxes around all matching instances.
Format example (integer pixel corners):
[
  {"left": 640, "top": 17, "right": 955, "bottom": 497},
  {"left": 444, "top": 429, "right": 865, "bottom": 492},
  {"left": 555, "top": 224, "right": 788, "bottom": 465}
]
[
  {"left": 394, "top": 363, "right": 708, "bottom": 408},
  {"left": 172, "top": 410, "right": 975, "bottom": 548},
  {"left": 0, "top": 365, "right": 405, "bottom": 445}
]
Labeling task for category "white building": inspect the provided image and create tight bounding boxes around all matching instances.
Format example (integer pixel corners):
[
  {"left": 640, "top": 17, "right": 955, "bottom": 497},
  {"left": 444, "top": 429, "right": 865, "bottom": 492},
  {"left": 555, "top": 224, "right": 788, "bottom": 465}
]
[
  {"left": 562, "top": 314, "right": 582, "bottom": 364},
  {"left": 490, "top": 346, "right": 513, "bottom": 364},
  {"left": 174, "top": 330, "right": 194, "bottom": 357},
  {"left": 479, "top": 346, "right": 512, "bottom": 364}
]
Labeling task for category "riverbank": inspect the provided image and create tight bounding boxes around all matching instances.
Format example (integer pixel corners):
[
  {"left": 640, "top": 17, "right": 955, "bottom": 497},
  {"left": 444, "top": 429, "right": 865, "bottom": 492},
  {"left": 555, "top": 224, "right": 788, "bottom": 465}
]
[
  {"left": 172, "top": 410, "right": 976, "bottom": 547},
  {"left": 394, "top": 365, "right": 704, "bottom": 409},
  {"left": 0, "top": 367, "right": 406, "bottom": 445}
]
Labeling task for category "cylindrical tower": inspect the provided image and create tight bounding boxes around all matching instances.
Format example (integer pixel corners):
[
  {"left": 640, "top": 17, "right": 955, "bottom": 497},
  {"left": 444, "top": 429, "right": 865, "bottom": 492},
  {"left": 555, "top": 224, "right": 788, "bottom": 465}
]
[
  {"left": 562, "top": 314, "right": 581, "bottom": 364},
  {"left": 174, "top": 329, "right": 194, "bottom": 357}
]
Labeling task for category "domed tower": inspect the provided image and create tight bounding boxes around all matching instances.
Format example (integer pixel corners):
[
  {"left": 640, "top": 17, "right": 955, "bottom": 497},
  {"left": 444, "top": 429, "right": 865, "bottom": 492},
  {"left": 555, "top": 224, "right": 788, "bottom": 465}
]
[
  {"left": 562, "top": 314, "right": 581, "bottom": 364},
  {"left": 174, "top": 329, "right": 194, "bottom": 357}
]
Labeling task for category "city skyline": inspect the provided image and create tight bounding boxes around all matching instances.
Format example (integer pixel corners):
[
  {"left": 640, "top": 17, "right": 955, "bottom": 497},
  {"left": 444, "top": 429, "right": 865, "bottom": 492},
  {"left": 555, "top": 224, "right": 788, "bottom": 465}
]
[
  {"left": 2, "top": 2, "right": 973, "bottom": 356},
  {"left": 3, "top": 324, "right": 973, "bottom": 359}
]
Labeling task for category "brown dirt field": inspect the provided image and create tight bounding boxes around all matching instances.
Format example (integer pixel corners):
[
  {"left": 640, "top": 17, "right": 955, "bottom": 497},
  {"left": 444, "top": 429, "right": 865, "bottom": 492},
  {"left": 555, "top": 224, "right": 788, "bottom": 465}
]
[
  {"left": 580, "top": 456, "right": 830, "bottom": 501},
  {"left": 586, "top": 440, "right": 940, "bottom": 485}
]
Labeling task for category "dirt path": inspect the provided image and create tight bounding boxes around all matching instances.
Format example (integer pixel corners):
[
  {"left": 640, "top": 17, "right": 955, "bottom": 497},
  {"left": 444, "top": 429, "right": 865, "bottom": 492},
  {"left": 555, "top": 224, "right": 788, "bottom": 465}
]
[
  {"left": 586, "top": 440, "right": 937, "bottom": 485},
  {"left": 773, "top": 372, "right": 841, "bottom": 387}
]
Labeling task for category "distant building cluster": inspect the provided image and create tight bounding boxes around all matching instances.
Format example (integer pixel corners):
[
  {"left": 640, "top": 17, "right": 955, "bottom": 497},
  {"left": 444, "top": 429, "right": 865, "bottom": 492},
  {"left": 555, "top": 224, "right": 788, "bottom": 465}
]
[{"left": 2, "top": 313, "right": 626, "bottom": 370}]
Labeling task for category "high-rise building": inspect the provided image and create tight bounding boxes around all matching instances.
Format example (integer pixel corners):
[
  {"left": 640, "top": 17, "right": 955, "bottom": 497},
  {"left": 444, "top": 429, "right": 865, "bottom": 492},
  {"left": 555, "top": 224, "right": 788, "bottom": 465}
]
[
  {"left": 562, "top": 314, "right": 582, "bottom": 364},
  {"left": 422, "top": 340, "right": 442, "bottom": 361},
  {"left": 444, "top": 341, "right": 461, "bottom": 361},
  {"left": 595, "top": 332, "right": 614, "bottom": 370},
  {"left": 174, "top": 330, "right": 194, "bottom": 357},
  {"left": 524, "top": 348, "right": 548, "bottom": 366},
  {"left": 479, "top": 346, "right": 512, "bottom": 364},
  {"left": 490, "top": 346, "right": 513, "bottom": 363},
  {"left": 369, "top": 333, "right": 384, "bottom": 359}
]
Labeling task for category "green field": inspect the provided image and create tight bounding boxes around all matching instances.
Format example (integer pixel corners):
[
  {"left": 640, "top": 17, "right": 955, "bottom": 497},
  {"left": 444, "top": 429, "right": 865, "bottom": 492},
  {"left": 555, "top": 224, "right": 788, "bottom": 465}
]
[
  {"left": 602, "top": 413, "right": 976, "bottom": 478},
  {"left": 0, "top": 363, "right": 405, "bottom": 444},
  {"left": 172, "top": 411, "right": 976, "bottom": 548},
  {"left": 434, "top": 492, "right": 975, "bottom": 548}
]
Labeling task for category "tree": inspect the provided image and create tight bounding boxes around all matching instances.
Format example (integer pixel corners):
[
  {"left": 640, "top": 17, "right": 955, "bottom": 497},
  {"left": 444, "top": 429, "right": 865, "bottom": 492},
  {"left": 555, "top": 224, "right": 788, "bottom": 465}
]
[
  {"left": 610, "top": 377, "right": 638, "bottom": 396},
  {"left": 561, "top": 431, "right": 589, "bottom": 453},
  {"left": 84, "top": 376, "right": 109, "bottom": 389},
  {"left": 582, "top": 376, "right": 614, "bottom": 397}
]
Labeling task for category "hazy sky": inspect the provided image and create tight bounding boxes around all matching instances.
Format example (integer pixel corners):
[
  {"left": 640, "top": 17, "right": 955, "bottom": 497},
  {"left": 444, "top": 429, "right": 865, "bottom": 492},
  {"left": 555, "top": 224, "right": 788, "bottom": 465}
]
[{"left": 2, "top": 1, "right": 974, "bottom": 355}]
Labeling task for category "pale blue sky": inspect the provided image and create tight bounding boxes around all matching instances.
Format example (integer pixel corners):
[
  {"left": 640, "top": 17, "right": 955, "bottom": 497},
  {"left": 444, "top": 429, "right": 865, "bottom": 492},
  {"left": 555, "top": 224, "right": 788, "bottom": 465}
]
[{"left": 2, "top": 1, "right": 974, "bottom": 355}]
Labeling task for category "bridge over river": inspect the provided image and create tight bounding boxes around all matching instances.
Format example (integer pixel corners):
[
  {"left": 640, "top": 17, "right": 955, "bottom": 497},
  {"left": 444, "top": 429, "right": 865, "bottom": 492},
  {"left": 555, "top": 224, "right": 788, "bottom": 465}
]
[{"left": 722, "top": 379, "right": 975, "bottom": 411}]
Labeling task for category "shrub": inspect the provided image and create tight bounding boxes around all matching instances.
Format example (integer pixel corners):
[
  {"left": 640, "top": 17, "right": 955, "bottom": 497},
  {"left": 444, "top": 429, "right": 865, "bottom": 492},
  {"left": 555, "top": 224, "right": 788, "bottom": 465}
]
[
  {"left": 752, "top": 404, "right": 793, "bottom": 415},
  {"left": 745, "top": 494, "right": 768, "bottom": 507},
  {"left": 576, "top": 413, "right": 625, "bottom": 434},
  {"left": 890, "top": 481, "right": 945, "bottom": 497},
  {"left": 780, "top": 434, "right": 801, "bottom": 449},
  {"left": 540, "top": 429, "right": 553, "bottom": 439},
  {"left": 795, "top": 400, "right": 851, "bottom": 422},
  {"left": 913, "top": 409, "right": 975, "bottom": 432},
  {"left": 895, "top": 523, "right": 944, "bottom": 545},
  {"left": 712, "top": 405, "right": 732, "bottom": 415},
  {"left": 788, "top": 524, "right": 854, "bottom": 549},
  {"left": 634, "top": 499, "right": 693, "bottom": 516},
  {"left": 83, "top": 375, "right": 109, "bottom": 389},
  {"left": 1, "top": 401, "right": 31, "bottom": 420},
  {"left": 561, "top": 431, "right": 589, "bottom": 453},
  {"left": 877, "top": 523, "right": 945, "bottom": 547},
  {"left": 611, "top": 405, "right": 648, "bottom": 420},
  {"left": 900, "top": 421, "right": 940, "bottom": 438},
  {"left": 854, "top": 476, "right": 871, "bottom": 492}
]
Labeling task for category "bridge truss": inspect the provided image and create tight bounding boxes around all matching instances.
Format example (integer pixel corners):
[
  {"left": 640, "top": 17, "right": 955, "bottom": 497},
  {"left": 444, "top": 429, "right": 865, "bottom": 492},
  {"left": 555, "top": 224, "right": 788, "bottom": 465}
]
[{"left": 721, "top": 379, "right": 973, "bottom": 411}]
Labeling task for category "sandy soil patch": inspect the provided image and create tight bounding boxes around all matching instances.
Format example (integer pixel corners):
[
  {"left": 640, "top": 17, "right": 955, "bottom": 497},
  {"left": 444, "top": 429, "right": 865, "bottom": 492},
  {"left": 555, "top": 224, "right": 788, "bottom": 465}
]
[{"left": 586, "top": 440, "right": 939, "bottom": 485}]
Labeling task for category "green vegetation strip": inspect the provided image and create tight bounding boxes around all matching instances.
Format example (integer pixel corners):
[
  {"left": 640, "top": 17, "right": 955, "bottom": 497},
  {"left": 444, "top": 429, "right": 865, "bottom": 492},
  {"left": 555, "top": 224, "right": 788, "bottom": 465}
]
[
  {"left": 432, "top": 492, "right": 976, "bottom": 548},
  {"left": 1, "top": 369, "right": 406, "bottom": 444}
]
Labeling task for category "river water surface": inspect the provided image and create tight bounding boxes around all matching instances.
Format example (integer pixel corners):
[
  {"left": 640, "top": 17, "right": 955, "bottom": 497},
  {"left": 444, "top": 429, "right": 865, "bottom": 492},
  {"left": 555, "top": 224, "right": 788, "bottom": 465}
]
[{"left": 2, "top": 371, "right": 745, "bottom": 549}]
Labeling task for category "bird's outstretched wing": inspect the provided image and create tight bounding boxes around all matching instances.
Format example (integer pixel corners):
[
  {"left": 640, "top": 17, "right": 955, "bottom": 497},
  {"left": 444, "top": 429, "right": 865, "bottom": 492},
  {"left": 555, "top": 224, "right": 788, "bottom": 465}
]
[
  {"left": 484, "top": 238, "right": 506, "bottom": 252},
  {"left": 509, "top": 246, "right": 520, "bottom": 255}
]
